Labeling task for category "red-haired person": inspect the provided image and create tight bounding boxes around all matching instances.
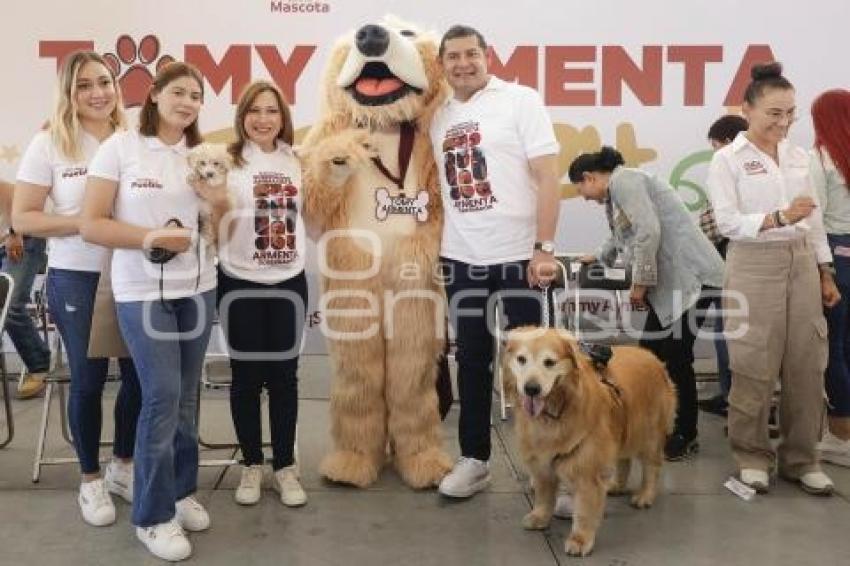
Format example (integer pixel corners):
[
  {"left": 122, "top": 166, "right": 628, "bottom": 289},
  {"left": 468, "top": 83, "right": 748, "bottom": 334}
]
[{"left": 810, "top": 88, "right": 850, "bottom": 466}]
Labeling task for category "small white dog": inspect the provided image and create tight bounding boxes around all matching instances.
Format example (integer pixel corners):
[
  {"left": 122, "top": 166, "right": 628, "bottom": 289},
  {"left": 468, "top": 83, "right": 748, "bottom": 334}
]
[{"left": 187, "top": 143, "right": 234, "bottom": 246}]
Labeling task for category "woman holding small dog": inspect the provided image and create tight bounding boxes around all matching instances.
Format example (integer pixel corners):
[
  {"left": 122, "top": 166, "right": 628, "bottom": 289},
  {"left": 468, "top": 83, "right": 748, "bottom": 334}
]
[
  {"left": 569, "top": 146, "right": 725, "bottom": 461},
  {"left": 216, "top": 80, "right": 308, "bottom": 507},
  {"left": 708, "top": 62, "right": 839, "bottom": 495},
  {"left": 13, "top": 50, "right": 142, "bottom": 528},
  {"left": 81, "top": 61, "right": 223, "bottom": 561}
]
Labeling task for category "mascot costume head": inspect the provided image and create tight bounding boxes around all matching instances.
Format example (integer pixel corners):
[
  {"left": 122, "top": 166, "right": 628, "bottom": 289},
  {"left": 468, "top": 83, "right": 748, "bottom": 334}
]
[{"left": 302, "top": 16, "right": 453, "bottom": 488}]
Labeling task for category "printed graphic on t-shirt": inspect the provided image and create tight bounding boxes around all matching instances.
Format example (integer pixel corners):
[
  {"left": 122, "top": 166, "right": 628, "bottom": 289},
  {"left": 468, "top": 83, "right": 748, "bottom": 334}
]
[
  {"left": 442, "top": 121, "right": 496, "bottom": 213},
  {"left": 374, "top": 188, "right": 429, "bottom": 222},
  {"left": 61, "top": 166, "right": 87, "bottom": 179},
  {"left": 743, "top": 160, "right": 768, "bottom": 175},
  {"left": 130, "top": 177, "right": 164, "bottom": 190},
  {"left": 252, "top": 172, "right": 298, "bottom": 266}
]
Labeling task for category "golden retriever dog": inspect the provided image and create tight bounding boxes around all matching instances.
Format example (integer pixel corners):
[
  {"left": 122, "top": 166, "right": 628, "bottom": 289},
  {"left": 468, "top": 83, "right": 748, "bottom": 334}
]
[{"left": 501, "top": 327, "right": 676, "bottom": 557}]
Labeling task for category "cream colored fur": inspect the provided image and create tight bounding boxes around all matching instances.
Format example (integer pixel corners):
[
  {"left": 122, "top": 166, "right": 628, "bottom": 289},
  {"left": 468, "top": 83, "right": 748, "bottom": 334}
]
[{"left": 301, "top": 16, "right": 451, "bottom": 488}]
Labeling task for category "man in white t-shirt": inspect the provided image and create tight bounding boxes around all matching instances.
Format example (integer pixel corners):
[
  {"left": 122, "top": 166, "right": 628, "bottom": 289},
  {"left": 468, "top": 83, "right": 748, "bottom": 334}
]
[{"left": 432, "top": 25, "right": 561, "bottom": 499}]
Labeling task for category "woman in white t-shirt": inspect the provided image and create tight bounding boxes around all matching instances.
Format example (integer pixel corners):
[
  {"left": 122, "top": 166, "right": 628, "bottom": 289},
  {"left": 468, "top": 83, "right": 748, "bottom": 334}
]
[
  {"left": 13, "top": 51, "right": 141, "bottom": 527},
  {"left": 217, "top": 81, "right": 307, "bottom": 507},
  {"left": 80, "top": 62, "right": 224, "bottom": 562}
]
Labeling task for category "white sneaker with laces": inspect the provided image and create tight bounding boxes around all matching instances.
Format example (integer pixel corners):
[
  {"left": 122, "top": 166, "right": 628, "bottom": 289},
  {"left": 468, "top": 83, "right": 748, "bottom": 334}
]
[
  {"left": 438, "top": 457, "right": 491, "bottom": 498},
  {"left": 819, "top": 430, "right": 850, "bottom": 467},
  {"left": 799, "top": 471, "right": 834, "bottom": 496},
  {"left": 78, "top": 478, "right": 116, "bottom": 526},
  {"left": 235, "top": 465, "right": 264, "bottom": 505},
  {"left": 175, "top": 496, "right": 210, "bottom": 532},
  {"left": 274, "top": 465, "right": 307, "bottom": 507},
  {"left": 739, "top": 468, "right": 769, "bottom": 493},
  {"left": 104, "top": 460, "right": 133, "bottom": 503},
  {"left": 136, "top": 518, "right": 192, "bottom": 562}
]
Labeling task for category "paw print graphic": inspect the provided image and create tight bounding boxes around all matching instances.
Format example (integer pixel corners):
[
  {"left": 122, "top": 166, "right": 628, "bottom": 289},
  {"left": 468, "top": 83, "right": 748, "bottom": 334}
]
[{"left": 103, "top": 35, "right": 175, "bottom": 108}]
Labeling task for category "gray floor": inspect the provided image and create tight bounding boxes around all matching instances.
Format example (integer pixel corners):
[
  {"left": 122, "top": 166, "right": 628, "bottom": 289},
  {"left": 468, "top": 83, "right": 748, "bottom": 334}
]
[{"left": 1, "top": 354, "right": 849, "bottom": 566}]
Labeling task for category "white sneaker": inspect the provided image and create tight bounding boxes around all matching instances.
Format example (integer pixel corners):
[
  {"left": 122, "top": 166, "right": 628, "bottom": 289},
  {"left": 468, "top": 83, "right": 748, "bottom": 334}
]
[
  {"left": 104, "top": 460, "right": 133, "bottom": 503},
  {"left": 235, "top": 465, "right": 264, "bottom": 505},
  {"left": 799, "top": 471, "right": 835, "bottom": 496},
  {"left": 553, "top": 494, "right": 574, "bottom": 519},
  {"left": 136, "top": 518, "right": 192, "bottom": 562},
  {"left": 274, "top": 465, "right": 307, "bottom": 507},
  {"left": 78, "top": 479, "right": 116, "bottom": 526},
  {"left": 819, "top": 430, "right": 850, "bottom": 467},
  {"left": 438, "top": 457, "right": 491, "bottom": 498},
  {"left": 739, "top": 468, "right": 769, "bottom": 493},
  {"left": 175, "top": 496, "right": 210, "bottom": 532}
]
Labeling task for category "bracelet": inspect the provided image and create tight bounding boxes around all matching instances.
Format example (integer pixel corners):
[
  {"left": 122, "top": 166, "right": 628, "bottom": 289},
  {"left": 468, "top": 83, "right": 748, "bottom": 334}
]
[{"left": 772, "top": 210, "right": 785, "bottom": 227}]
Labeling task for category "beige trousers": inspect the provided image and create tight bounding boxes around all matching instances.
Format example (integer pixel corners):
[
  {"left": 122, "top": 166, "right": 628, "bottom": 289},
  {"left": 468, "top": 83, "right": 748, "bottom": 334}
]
[{"left": 723, "top": 237, "right": 827, "bottom": 476}]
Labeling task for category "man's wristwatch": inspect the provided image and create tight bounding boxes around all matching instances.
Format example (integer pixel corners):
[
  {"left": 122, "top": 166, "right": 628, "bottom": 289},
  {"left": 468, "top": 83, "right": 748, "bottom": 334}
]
[
  {"left": 819, "top": 262, "right": 836, "bottom": 276},
  {"left": 534, "top": 240, "right": 555, "bottom": 254}
]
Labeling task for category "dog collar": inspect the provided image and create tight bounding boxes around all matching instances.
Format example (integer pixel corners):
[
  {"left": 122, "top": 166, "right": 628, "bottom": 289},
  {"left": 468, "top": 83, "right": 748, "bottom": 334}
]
[{"left": 371, "top": 121, "right": 415, "bottom": 194}]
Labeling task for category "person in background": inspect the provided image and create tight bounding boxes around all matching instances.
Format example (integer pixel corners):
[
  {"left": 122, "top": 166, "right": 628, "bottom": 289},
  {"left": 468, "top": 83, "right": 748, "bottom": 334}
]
[
  {"left": 810, "top": 88, "right": 850, "bottom": 467},
  {"left": 697, "top": 114, "right": 748, "bottom": 418},
  {"left": 0, "top": 180, "right": 50, "bottom": 399},
  {"left": 708, "top": 62, "right": 838, "bottom": 495},
  {"left": 569, "top": 147, "right": 724, "bottom": 461}
]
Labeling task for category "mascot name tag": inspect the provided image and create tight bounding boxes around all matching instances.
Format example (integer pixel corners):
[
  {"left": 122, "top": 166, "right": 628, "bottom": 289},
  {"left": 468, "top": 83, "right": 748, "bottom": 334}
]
[{"left": 375, "top": 187, "right": 429, "bottom": 222}]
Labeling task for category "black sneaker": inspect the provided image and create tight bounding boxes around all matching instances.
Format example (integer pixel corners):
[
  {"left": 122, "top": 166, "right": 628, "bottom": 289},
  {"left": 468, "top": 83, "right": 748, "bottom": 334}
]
[
  {"left": 698, "top": 394, "right": 728, "bottom": 417},
  {"left": 664, "top": 433, "right": 699, "bottom": 461}
]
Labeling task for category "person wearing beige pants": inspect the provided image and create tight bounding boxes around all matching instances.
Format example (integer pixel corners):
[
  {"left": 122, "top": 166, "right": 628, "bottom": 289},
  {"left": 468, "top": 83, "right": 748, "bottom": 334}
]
[
  {"left": 724, "top": 239, "right": 828, "bottom": 481},
  {"left": 708, "top": 62, "right": 840, "bottom": 495}
]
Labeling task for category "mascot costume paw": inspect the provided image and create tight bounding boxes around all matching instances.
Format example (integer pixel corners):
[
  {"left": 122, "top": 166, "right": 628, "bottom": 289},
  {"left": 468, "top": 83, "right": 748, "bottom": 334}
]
[{"left": 302, "top": 16, "right": 453, "bottom": 488}]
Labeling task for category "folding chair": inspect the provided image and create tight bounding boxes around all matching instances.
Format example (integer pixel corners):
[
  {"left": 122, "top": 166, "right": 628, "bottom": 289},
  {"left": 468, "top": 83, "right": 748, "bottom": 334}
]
[{"left": 0, "top": 272, "right": 15, "bottom": 448}]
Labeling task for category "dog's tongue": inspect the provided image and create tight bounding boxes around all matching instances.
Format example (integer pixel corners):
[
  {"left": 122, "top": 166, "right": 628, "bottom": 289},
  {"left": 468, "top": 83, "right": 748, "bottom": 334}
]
[
  {"left": 355, "top": 77, "right": 404, "bottom": 97},
  {"left": 522, "top": 395, "right": 545, "bottom": 418}
]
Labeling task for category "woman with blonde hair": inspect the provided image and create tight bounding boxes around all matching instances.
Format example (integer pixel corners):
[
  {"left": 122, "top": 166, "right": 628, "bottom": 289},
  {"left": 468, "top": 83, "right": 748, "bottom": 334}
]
[
  {"left": 217, "top": 80, "right": 307, "bottom": 507},
  {"left": 14, "top": 50, "right": 141, "bottom": 527}
]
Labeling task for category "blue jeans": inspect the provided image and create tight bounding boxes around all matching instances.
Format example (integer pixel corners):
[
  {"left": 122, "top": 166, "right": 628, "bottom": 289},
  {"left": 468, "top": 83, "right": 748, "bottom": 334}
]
[
  {"left": 825, "top": 233, "right": 850, "bottom": 416},
  {"left": 117, "top": 290, "right": 214, "bottom": 527},
  {"left": 47, "top": 268, "right": 141, "bottom": 474},
  {"left": 0, "top": 236, "right": 50, "bottom": 373}
]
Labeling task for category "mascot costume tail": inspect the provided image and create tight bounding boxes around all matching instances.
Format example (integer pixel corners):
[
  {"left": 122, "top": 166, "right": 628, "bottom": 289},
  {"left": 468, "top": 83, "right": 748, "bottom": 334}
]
[{"left": 302, "top": 16, "right": 453, "bottom": 488}]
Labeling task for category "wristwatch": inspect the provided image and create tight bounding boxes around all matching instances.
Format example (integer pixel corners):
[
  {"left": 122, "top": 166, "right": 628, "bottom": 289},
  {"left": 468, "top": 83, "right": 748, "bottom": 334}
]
[{"left": 534, "top": 240, "right": 555, "bottom": 254}]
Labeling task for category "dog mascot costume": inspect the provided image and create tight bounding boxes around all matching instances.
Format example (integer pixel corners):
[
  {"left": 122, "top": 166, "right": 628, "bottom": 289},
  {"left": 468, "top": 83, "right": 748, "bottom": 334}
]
[{"left": 302, "top": 17, "right": 452, "bottom": 488}]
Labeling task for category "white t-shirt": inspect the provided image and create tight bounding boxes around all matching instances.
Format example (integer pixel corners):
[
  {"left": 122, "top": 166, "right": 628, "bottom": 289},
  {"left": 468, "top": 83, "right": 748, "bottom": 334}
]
[
  {"left": 218, "top": 141, "right": 305, "bottom": 284},
  {"left": 87, "top": 130, "right": 216, "bottom": 302},
  {"left": 16, "top": 130, "right": 109, "bottom": 272},
  {"left": 431, "top": 76, "right": 560, "bottom": 265}
]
